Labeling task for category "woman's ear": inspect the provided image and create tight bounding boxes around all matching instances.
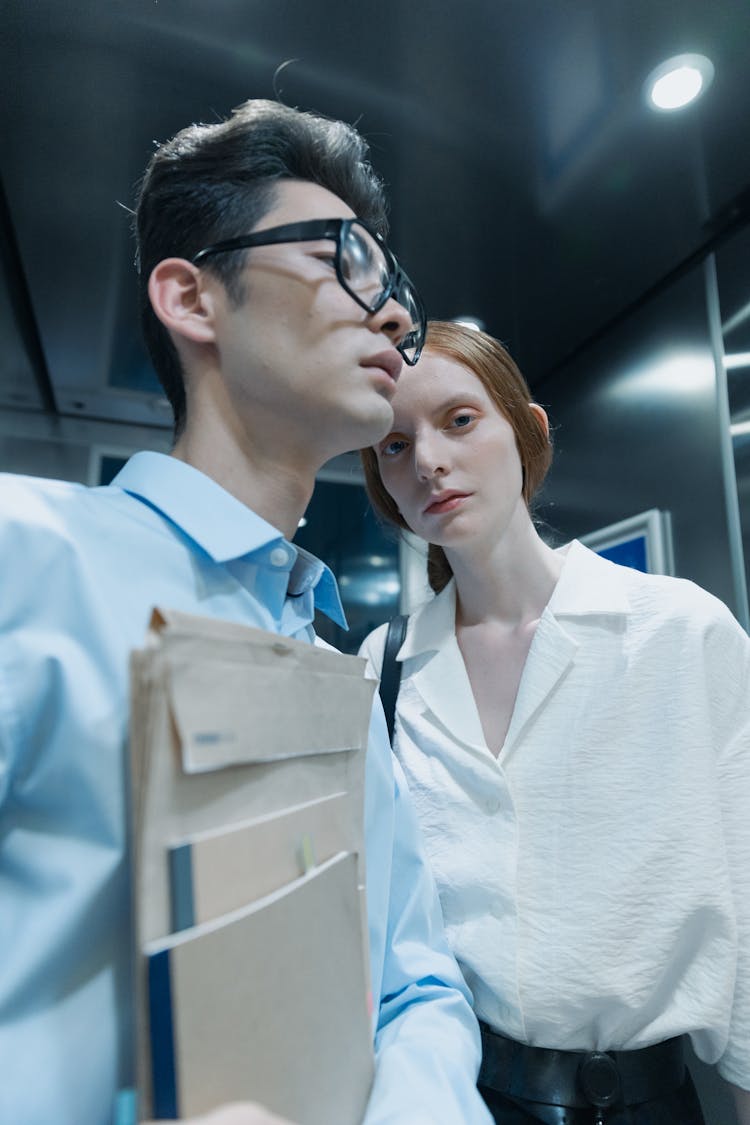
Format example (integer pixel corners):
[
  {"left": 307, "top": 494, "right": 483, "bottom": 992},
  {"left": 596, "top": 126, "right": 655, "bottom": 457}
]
[
  {"left": 147, "top": 258, "right": 217, "bottom": 345},
  {"left": 529, "top": 402, "right": 550, "bottom": 439}
]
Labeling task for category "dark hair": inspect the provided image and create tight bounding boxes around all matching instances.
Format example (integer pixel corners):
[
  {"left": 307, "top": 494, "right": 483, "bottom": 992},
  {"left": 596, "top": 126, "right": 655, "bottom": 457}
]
[
  {"left": 135, "top": 98, "right": 388, "bottom": 437},
  {"left": 361, "top": 320, "right": 553, "bottom": 594}
]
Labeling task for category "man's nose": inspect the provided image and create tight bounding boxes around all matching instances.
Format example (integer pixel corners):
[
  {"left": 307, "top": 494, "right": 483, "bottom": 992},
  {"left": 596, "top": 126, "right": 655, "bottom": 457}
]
[{"left": 369, "top": 294, "right": 414, "bottom": 349}]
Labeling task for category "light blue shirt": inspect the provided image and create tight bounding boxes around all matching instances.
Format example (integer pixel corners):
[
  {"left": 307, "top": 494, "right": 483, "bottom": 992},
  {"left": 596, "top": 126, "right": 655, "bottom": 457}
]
[{"left": 0, "top": 452, "right": 489, "bottom": 1125}]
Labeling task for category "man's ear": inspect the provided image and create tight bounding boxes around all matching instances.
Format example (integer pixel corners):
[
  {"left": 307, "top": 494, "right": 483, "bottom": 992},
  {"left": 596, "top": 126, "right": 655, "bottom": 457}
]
[
  {"left": 529, "top": 402, "right": 550, "bottom": 439},
  {"left": 147, "top": 258, "right": 218, "bottom": 344}
]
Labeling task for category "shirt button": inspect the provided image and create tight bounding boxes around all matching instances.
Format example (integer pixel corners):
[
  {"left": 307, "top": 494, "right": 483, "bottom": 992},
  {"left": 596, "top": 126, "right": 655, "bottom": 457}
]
[{"left": 269, "top": 546, "right": 290, "bottom": 567}]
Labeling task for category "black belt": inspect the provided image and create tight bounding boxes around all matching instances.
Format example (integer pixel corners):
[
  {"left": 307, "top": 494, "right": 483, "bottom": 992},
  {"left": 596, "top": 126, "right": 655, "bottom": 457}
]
[{"left": 478, "top": 1024, "right": 686, "bottom": 1110}]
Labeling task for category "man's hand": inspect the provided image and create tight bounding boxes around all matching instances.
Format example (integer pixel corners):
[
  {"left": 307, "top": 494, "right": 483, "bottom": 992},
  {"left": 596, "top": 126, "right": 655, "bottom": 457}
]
[{"left": 145, "top": 1102, "right": 296, "bottom": 1124}]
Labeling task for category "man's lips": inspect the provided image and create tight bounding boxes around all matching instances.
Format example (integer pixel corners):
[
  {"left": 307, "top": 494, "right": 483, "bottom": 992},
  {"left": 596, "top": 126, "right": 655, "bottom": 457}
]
[
  {"left": 423, "top": 491, "right": 471, "bottom": 515},
  {"left": 360, "top": 349, "right": 403, "bottom": 384}
]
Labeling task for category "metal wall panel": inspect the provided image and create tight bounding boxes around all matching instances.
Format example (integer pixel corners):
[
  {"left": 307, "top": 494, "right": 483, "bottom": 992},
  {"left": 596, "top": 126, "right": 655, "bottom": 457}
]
[
  {"left": 536, "top": 259, "right": 745, "bottom": 623},
  {"left": 716, "top": 222, "right": 750, "bottom": 626}
]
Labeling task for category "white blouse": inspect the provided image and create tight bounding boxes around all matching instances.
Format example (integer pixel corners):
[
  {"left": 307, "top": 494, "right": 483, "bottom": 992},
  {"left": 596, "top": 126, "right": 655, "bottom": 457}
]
[{"left": 360, "top": 541, "right": 750, "bottom": 1089}]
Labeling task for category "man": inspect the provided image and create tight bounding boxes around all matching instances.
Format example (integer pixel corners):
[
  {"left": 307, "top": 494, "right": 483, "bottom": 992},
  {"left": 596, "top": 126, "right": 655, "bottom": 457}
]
[{"left": 0, "top": 100, "right": 491, "bottom": 1124}]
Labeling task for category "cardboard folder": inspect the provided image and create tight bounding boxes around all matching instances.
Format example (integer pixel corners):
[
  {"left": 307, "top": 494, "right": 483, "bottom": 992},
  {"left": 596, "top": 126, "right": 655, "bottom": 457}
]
[
  {"left": 129, "top": 608, "right": 376, "bottom": 1122},
  {"left": 147, "top": 852, "right": 372, "bottom": 1125},
  {"left": 168, "top": 792, "right": 352, "bottom": 931}
]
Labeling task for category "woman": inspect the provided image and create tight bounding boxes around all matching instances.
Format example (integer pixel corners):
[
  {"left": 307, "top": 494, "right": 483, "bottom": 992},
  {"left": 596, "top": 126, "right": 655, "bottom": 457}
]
[{"left": 360, "top": 321, "right": 750, "bottom": 1125}]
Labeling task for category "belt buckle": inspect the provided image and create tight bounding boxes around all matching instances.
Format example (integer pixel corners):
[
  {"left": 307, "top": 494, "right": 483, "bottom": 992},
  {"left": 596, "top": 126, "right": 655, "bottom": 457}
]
[{"left": 578, "top": 1051, "right": 621, "bottom": 1116}]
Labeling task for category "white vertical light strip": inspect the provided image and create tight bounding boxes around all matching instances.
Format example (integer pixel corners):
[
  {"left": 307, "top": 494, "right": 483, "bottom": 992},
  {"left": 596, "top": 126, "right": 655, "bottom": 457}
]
[{"left": 704, "top": 254, "right": 750, "bottom": 630}]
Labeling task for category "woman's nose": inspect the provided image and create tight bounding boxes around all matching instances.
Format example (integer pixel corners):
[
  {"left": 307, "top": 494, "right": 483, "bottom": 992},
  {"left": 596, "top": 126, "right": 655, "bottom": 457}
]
[{"left": 414, "top": 437, "right": 446, "bottom": 481}]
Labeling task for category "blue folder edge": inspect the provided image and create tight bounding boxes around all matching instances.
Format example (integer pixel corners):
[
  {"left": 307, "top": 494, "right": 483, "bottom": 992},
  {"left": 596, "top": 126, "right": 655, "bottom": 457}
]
[{"left": 148, "top": 947, "right": 179, "bottom": 1119}]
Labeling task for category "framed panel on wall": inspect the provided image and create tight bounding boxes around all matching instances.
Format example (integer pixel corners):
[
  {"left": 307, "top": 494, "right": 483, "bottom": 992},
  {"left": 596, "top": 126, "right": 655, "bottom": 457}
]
[{"left": 580, "top": 508, "right": 674, "bottom": 576}]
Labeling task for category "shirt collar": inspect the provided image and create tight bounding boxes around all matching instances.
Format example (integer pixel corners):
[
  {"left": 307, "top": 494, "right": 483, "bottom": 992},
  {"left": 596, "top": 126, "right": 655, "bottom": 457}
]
[
  {"left": 399, "top": 538, "right": 631, "bottom": 660},
  {"left": 547, "top": 539, "right": 631, "bottom": 616},
  {"left": 400, "top": 580, "right": 457, "bottom": 660},
  {"left": 112, "top": 452, "right": 347, "bottom": 627},
  {"left": 288, "top": 544, "right": 347, "bottom": 627}
]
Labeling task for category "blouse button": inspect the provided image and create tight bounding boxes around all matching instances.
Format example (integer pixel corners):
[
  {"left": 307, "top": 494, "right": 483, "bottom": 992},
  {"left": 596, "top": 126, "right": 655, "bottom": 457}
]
[{"left": 269, "top": 546, "right": 290, "bottom": 567}]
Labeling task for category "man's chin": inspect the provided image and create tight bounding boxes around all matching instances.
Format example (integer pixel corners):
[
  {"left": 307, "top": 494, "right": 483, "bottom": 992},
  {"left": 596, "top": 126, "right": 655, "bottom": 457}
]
[
  {"left": 358, "top": 396, "right": 395, "bottom": 446},
  {"left": 315, "top": 397, "right": 394, "bottom": 464}
]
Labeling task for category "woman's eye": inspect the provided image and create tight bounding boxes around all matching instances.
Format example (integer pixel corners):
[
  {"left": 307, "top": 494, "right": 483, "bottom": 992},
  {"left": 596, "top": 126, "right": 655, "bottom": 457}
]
[
  {"left": 381, "top": 438, "right": 407, "bottom": 457},
  {"left": 450, "top": 413, "right": 475, "bottom": 429}
]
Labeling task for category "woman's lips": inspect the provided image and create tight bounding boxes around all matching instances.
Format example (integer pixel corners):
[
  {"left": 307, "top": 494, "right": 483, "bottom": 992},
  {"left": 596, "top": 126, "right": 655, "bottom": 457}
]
[{"left": 424, "top": 491, "right": 470, "bottom": 515}]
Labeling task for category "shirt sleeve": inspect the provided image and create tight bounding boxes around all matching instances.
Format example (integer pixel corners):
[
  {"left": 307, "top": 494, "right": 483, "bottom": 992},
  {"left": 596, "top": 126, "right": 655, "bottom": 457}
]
[
  {"left": 712, "top": 610, "right": 750, "bottom": 1089},
  {"left": 362, "top": 692, "right": 492, "bottom": 1124}
]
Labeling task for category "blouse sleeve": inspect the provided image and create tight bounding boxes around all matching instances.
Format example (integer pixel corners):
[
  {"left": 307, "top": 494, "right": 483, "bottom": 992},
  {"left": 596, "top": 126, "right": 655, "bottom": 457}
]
[{"left": 710, "top": 606, "right": 750, "bottom": 1089}]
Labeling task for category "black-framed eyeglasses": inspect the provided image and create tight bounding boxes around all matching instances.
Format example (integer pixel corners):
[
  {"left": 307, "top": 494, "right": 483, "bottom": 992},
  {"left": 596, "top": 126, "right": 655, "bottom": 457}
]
[{"left": 191, "top": 218, "right": 426, "bottom": 365}]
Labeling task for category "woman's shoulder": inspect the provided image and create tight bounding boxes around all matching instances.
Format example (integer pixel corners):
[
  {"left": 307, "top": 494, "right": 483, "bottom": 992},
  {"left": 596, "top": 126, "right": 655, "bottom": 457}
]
[
  {"left": 578, "top": 542, "right": 746, "bottom": 640},
  {"left": 358, "top": 582, "right": 455, "bottom": 673},
  {"left": 359, "top": 620, "right": 389, "bottom": 672}
]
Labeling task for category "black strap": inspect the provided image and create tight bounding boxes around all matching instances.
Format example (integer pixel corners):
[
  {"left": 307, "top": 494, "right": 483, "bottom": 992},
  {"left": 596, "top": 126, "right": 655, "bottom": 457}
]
[{"left": 379, "top": 614, "right": 408, "bottom": 742}]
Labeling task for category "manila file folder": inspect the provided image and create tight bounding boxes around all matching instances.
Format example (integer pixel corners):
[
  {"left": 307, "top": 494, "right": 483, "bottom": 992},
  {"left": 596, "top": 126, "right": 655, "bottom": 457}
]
[{"left": 129, "top": 608, "right": 376, "bottom": 1123}]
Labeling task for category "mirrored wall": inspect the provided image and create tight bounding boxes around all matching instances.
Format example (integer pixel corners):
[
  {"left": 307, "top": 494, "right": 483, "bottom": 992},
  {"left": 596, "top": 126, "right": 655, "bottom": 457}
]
[{"left": 716, "top": 223, "right": 750, "bottom": 613}]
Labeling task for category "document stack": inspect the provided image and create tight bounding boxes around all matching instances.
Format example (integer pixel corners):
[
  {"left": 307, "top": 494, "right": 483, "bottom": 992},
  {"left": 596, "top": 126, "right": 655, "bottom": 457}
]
[{"left": 128, "top": 608, "right": 376, "bottom": 1124}]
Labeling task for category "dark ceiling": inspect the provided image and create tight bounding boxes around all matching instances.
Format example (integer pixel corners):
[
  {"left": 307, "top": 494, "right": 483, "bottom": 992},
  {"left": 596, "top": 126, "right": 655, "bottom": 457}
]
[{"left": 2, "top": 0, "right": 750, "bottom": 428}]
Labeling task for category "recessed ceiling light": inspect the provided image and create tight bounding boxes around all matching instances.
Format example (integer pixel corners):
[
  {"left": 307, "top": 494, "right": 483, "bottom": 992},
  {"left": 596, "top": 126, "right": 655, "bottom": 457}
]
[{"left": 645, "top": 53, "right": 714, "bottom": 112}]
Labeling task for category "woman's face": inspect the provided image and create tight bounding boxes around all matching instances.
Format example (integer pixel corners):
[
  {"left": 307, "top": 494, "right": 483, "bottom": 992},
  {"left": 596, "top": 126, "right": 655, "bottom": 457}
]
[{"left": 375, "top": 349, "right": 541, "bottom": 551}]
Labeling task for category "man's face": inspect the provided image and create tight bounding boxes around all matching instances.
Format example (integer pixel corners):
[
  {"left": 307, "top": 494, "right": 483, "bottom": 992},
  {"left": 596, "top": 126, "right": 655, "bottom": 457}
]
[{"left": 205, "top": 180, "right": 414, "bottom": 465}]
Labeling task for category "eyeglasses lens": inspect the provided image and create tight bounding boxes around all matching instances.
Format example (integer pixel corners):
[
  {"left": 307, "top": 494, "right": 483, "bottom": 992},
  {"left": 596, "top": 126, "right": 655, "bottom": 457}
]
[
  {"left": 341, "top": 222, "right": 424, "bottom": 363},
  {"left": 340, "top": 225, "right": 391, "bottom": 303},
  {"left": 393, "top": 282, "right": 422, "bottom": 361}
]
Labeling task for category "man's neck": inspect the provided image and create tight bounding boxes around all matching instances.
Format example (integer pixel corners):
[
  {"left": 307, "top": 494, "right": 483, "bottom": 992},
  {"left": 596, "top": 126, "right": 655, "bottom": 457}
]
[{"left": 171, "top": 424, "right": 316, "bottom": 541}]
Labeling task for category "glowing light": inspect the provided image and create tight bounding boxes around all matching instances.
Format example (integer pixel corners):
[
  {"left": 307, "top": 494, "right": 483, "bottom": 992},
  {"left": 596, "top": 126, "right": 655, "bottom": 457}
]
[
  {"left": 651, "top": 67, "right": 702, "bottom": 109},
  {"left": 607, "top": 350, "right": 712, "bottom": 403},
  {"left": 645, "top": 54, "right": 714, "bottom": 112},
  {"left": 724, "top": 352, "right": 750, "bottom": 371}
]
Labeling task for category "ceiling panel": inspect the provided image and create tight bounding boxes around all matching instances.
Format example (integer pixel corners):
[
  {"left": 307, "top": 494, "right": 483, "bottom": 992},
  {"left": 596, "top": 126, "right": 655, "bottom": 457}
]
[{"left": 2, "top": 0, "right": 750, "bottom": 424}]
